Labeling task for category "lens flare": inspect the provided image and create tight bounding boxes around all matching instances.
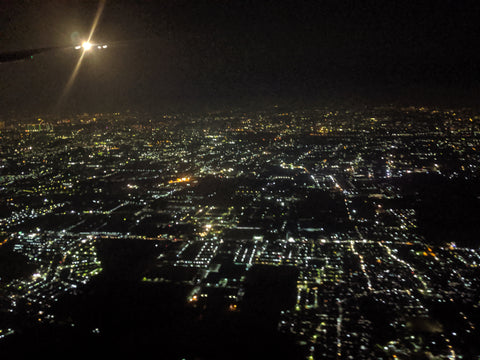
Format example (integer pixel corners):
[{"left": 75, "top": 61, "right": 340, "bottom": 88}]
[
  {"left": 82, "top": 42, "right": 92, "bottom": 51},
  {"left": 56, "top": 0, "right": 106, "bottom": 112}
]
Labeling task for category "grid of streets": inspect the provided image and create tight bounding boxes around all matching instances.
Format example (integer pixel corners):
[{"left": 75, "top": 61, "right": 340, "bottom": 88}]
[{"left": 1, "top": 106, "right": 480, "bottom": 358}]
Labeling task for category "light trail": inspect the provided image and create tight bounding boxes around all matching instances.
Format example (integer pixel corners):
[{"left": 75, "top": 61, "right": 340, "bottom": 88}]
[
  {"left": 379, "top": 242, "right": 429, "bottom": 292},
  {"left": 350, "top": 240, "right": 373, "bottom": 291},
  {"left": 336, "top": 299, "right": 343, "bottom": 359}
]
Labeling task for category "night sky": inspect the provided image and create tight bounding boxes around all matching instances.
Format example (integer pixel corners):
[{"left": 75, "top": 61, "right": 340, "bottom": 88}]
[{"left": 1, "top": 0, "right": 479, "bottom": 115}]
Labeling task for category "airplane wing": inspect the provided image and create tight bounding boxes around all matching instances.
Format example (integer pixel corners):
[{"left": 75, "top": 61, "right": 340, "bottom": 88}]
[{"left": 0, "top": 46, "right": 68, "bottom": 63}]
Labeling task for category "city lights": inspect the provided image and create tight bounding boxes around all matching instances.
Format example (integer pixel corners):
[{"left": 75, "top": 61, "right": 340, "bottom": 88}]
[{"left": 1, "top": 106, "right": 480, "bottom": 358}]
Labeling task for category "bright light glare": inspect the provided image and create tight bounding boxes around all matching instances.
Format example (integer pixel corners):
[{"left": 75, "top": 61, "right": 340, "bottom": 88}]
[
  {"left": 82, "top": 41, "right": 92, "bottom": 51},
  {"left": 57, "top": 0, "right": 105, "bottom": 112}
]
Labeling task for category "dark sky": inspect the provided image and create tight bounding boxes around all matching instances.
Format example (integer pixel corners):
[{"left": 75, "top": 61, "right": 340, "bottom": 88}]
[{"left": 1, "top": 0, "right": 480, "bottom": 115}]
